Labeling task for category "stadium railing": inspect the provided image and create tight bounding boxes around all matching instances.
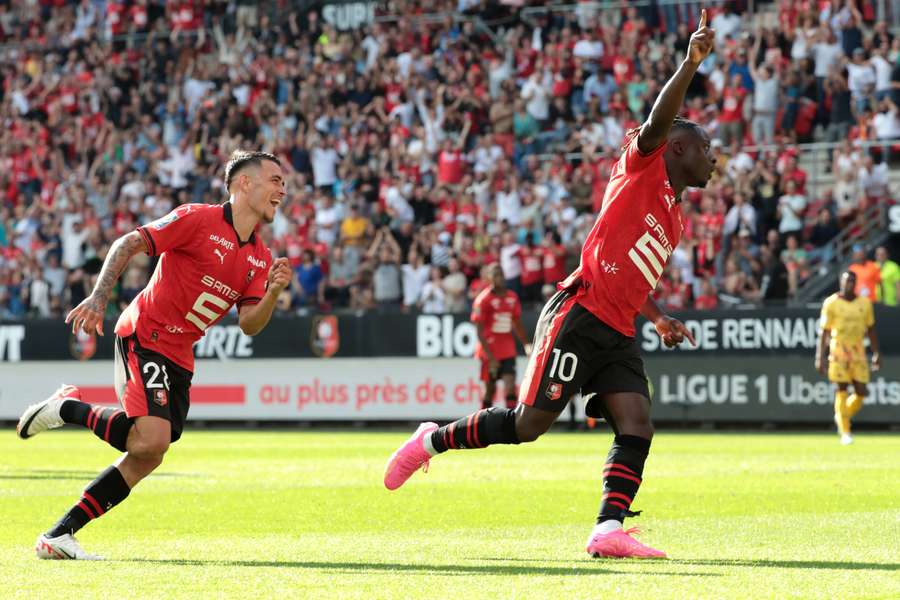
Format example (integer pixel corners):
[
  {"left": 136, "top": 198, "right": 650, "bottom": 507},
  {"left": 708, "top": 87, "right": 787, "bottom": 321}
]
[{"left": 790, "top": 201, "right": 889, "bottom": 306}]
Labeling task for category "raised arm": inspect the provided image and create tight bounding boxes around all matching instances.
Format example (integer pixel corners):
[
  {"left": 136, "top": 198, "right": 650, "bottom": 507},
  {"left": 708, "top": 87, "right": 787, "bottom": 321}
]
[
  {"left": 65, "top": 231, "right": 148, "bottom": 335},
  {"left": 637, "top": 9, "right": 715, "bottom": 154}
]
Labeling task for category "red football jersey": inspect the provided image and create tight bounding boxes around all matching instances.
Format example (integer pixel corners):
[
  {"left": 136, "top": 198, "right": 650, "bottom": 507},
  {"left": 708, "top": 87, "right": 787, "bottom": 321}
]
[
  {"left": 559, "top": 135, "right": 683, "bottom": 337},
  {"left": 471, "top": 287, "right": 521, "bottom": 361},
  {"left": 115, "top": 202, "right": 272, "bottom": 372},
  {"left": 520, "top": 246, "right": 544, "bottom": 286}
]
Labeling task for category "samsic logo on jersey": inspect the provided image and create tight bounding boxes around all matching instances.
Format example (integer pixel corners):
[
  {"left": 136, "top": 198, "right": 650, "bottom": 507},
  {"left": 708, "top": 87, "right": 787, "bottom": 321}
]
[
  {"left": 201, "top": 275, "right": 240, "bottom": 301},
  {"left": 311, "top": 315, "right": 340, "bottom": 358}
]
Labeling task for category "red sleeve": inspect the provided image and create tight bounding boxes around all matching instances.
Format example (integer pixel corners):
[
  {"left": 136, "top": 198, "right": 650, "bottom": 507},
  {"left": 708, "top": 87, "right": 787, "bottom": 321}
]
[
  {"left": 621, "top": 133, "right": 667, "bottom": 174},
  {"left": 238, "top": 248, "right": 272, "bottom": 308},
  {"left": 138, "top": 204, "right": 208, "bottom": 257}
]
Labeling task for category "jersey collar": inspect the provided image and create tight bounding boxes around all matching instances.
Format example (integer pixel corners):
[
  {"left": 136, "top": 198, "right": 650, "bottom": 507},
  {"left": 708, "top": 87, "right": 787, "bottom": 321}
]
[{"left": 223, "top": 201, "right": 256, "bottom": 247}]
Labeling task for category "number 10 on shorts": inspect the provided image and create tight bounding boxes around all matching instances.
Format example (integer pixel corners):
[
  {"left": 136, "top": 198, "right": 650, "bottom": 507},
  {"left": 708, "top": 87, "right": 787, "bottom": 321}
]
[{"left": 549, "top": 348, "right": 578, "bottom": 382}]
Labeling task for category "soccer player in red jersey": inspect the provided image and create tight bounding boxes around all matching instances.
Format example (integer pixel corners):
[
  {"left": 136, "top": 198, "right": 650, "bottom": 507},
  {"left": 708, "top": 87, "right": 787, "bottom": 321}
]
[
  {"left": 472, "top": 263, "right": 532, "bottom": 411},
  {"left": 17, "top": 151, "right": 292, "bottom": 560},
  {"left": 385, "top": 12, "right": 717, "bottom": 559}
]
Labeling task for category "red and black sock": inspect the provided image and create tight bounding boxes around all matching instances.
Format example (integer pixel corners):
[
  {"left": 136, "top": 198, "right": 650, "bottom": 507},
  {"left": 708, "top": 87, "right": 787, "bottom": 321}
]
[
  {"left": 47, "top": 466, "right": 131, "bottom": 538},
  {"left": 597, "top": 434, "right": 651, "bottom": 523},
  {"left": 430, "top": 407, "right": 519, "bottom": 453},
  {"left": 60, "top": 400, "right": 132, "bottom": 452},
  {"left": 505, "top": 394, "right": 517, "bottom": 410}
]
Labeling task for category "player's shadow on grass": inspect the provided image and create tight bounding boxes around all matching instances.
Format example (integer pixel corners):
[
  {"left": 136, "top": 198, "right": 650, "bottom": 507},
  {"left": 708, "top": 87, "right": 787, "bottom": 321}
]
[
  {"left": 672, "top": 559, "right": 899, "bottom": 572},
  {"left": 125, "top": 558, "right": 719, "bottom": 577},
  {"left": 480, "top": 557, "right": 899, "bottom": 572},
  {"left": 0, "top": 469, "right": 194, "bottom": 481}
]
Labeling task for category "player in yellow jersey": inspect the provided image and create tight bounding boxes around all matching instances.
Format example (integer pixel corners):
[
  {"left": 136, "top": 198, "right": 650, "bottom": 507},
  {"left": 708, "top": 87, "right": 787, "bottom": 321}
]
[{"left": 815, "top": 270, "right": 880, "bottom": 445}]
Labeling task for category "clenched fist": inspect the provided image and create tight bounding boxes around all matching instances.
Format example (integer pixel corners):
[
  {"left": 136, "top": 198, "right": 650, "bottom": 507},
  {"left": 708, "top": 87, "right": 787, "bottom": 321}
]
[{"left": 267, "top": 257, "right": 292, "bottom": 294}]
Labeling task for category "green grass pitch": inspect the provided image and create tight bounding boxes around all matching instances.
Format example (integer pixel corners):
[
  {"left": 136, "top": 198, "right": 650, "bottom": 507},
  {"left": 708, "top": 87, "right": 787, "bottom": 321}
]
[{"left": 1, "top": 429, "right": 898, "bottom": 599}]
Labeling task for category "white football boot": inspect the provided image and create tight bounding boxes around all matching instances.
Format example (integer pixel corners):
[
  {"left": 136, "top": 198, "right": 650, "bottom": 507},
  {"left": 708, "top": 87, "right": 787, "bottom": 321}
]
[
  {"left": 35, "top": 534, "right": 102, "bottom": 560},
  {"left": 17, "top": 384, "right": 81, "bottom": 439}
]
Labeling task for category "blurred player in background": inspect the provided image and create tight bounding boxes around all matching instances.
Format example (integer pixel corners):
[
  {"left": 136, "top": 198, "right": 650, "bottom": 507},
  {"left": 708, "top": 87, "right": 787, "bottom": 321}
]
[
  {"left": 816, "top": 270, "right": 880, "bottom": 445},
  {"left": 385, "top": 10, "right": 716, "bottom": 559},
  {"left": 472, "top": 263, "right": 532, "bottom": 410},
  {"left": 16, "top": 151, "right": 292, "bottom": 559}
]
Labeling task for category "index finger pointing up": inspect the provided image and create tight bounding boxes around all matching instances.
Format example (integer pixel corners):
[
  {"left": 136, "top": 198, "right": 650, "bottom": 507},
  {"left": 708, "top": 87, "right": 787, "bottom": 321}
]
[{"left": 698, "top": 8, "right": 707, "bottom": 29}]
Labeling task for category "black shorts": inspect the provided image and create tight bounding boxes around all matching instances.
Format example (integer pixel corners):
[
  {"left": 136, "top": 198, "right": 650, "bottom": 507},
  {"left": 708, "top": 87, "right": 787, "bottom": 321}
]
[
  {"left": 114, "top": 335, "right": 193, "bottom": 442},
  {"left": 519, "top": 290, "right": 650, "bottom": 418},
  {"left": 480, "top": 356, "right": 516, "bottom": 383}
]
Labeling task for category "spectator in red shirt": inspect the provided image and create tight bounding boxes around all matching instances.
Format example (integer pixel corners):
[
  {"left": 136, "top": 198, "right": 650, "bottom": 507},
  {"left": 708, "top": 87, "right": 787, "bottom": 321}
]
[
  {"left": 541, "top": 230, "right": 568, "bottom": 286},
  {"left": 718, "top": 74, "right": 747, "bottom": 146},
  {"left": 437, "top": 139, "right": 465, "bottom": 185},
  {"left": 519, "top": 236, "right": 544, "bottom": 304},
  {"left": 694, "top": 279, "right": 720, "bottom": 309}
]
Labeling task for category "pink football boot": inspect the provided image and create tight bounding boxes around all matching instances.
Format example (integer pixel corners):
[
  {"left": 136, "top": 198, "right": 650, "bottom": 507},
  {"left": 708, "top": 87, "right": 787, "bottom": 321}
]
[
  {"left": 384, "top": 422, "right": 438, "bottom": 490},
  {"left": 586, "top": 527, "right": 667, "bottom": 559}
]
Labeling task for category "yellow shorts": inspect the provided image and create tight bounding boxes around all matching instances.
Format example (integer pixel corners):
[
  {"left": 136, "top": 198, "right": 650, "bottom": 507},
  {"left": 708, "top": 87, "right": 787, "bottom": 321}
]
[{"left": 828, "top": 359, "right": 870, "bottom": 384}]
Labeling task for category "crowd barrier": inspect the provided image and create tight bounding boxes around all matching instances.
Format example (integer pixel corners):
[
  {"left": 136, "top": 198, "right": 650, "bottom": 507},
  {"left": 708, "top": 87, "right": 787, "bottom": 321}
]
[{"left": 1, "top": 308, "right": 898, "bottom": 424}]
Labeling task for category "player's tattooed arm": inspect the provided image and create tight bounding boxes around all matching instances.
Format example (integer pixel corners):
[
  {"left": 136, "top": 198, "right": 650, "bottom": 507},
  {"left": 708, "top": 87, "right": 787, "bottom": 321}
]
[
  {"left": 638, "top": 9, "right": 715, "bottom": 154},
  {"left": 65, "top": 231, "right": 148, "bottom": 336}
]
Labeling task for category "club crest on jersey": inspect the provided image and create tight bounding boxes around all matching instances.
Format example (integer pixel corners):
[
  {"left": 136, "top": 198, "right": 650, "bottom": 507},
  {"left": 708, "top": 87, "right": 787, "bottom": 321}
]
[
  {"left": 545, "top": 382, "right": 563, "bottom": 401},
  {"left": 153, "top": 389, "right": 168, "bottom": 407},
  {"left": 246, "top": 269, "right": 256, "bottom": 283},
  {"left": 152, "top": 212, "right": 179, "bottom": 230}
]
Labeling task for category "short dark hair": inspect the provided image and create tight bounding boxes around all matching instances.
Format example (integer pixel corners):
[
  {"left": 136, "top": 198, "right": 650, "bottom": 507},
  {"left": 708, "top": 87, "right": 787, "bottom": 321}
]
[
  {"left": 670, "top": 117, "right": 705, "bottom": 137},
  {"left": 224, "top": 151, "right": 281, "bottom": 191}
]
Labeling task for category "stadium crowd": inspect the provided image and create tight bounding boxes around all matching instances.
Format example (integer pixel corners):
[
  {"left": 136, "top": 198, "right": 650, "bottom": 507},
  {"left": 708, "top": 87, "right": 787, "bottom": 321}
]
[{"left": 0, "top": 0, "right": 899, "bottom": 320}]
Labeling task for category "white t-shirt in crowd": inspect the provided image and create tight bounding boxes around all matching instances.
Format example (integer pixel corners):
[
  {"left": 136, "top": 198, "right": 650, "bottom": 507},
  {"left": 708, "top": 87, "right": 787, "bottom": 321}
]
[
  {"left": 315, "top": 203, "right": 341, "bottom": 246},
  {"left": 813, "top": 42, "right": 843, "bottom": 78},
  {"left": 419, "top": 280, "right": 446, "bottom": 313},
  {"left": 873, "top": 109, "right": 900, "bottom": 139},
  {"left": 401, "top": 263, "right": 430, "bottom": 307},
  {"left": 500, "top": 243, "right": 522, "bottom": 279},
  {"left": 496, "top": 190, "right": 521, "bottom": 225},
  {"left": 778, "top": 194, "right": 807, "bottom": 233},
  {"left": 846, "top": 62, "right": 876, "bottom": 98},
  {"left": 858, "top": 163, "right": 889, "bottom": 198},
  {"left": 311, "top": 146, "right": 339, "bottom": 187},
  {"left": 871, "top": 54, "right": 893, "bottom": 92},
  {"left": 573, "top": 38, "right": 603, "bottom": 60},
  {"left": 61, "top": 213, "right": 89, "bottom": 269},
  {"left": 521, "top": 77, "right": 550, "bottom": 121},
  {"left": 711, "top": 12, "right": 742, "bottom": 42},
  {"left": 753, "top": 77, "right": 779, "bottom": 112}
]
